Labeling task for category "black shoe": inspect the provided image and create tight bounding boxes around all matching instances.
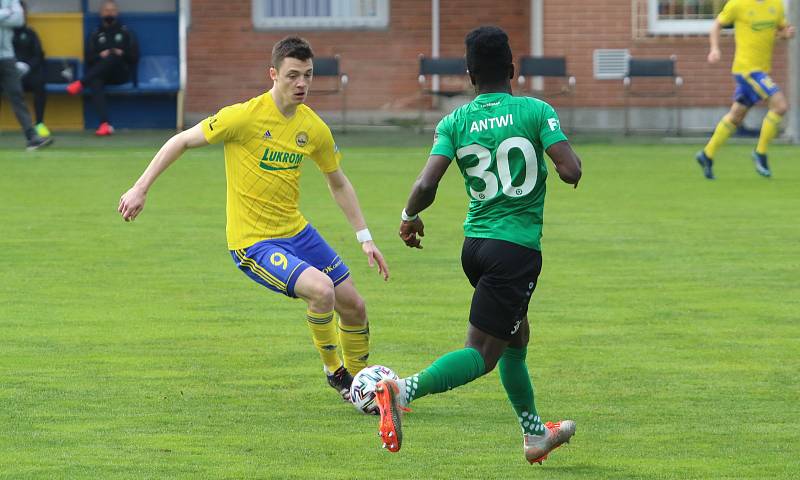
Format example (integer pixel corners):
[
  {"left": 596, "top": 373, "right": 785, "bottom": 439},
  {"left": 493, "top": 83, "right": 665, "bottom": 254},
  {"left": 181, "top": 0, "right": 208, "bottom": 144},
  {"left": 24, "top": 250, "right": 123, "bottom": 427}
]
[
  {"left": 695, "top": 150, "right": 715, "bottom": 180},
  {"left": 327, "top": 366, "right": 353, "bottom": 401},
  {"left": 26, "top": 135, "right": 53, "bottom": 151},
  {"left": 752, "top": 151, "right": 771, "bottom": 177}
]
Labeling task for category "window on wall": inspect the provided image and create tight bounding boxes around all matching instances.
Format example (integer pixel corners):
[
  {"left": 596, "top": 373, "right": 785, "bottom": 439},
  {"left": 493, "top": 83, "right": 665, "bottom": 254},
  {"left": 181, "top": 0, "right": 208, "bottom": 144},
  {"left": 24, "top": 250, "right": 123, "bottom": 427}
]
[
  {"left": 647, "top": 0, "right": 725, "bottom": 34},
  {"left": 252, "top": 0, "right": 390, "bottom": 30}
]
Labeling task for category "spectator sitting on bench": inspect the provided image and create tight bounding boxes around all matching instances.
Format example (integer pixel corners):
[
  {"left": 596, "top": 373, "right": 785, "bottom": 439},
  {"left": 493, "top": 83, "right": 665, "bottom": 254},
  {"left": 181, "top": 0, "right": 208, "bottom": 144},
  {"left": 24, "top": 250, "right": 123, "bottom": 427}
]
[
  {"left": 13, "top": 0, "right": 49, "bottom": 138},
  {"left": 66, "top": 0, "right": 139, "bottom": 136}
]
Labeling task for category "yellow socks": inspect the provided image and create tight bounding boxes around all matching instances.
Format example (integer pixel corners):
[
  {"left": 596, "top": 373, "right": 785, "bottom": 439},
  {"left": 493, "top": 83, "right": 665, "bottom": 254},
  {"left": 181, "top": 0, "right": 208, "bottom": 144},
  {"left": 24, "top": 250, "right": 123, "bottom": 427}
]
[
  {"left": 307, "top": 310, "right": 370, "bottom": 374},
  {"left": 338, "top": 321, "right": 370, "bottom": 373},
  {"left": 306, "top": 309, "right": 342, "bottom": 373},
  {"left": 756, "top": 111, "right": 782, "bottom": 155},
  {"left": 703, "top": 117, "right": 737, "bottom": 159}
]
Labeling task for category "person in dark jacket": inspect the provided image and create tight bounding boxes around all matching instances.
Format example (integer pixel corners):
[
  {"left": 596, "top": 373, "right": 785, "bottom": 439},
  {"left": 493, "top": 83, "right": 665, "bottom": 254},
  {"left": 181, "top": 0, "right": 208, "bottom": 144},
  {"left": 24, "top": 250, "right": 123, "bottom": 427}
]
[
  {"left": 66, "top": 0, "right": 138, "bottom": 136},
  {"left": 12, "top": 1, "right": 49, "bottom": 137}
]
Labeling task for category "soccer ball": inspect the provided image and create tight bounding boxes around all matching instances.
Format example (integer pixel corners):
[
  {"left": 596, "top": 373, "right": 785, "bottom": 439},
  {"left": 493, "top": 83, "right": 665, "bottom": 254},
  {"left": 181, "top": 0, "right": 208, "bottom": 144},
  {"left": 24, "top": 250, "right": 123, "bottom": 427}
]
[{"left": 349, "top": 365, "right": 399, "bottom": 415}]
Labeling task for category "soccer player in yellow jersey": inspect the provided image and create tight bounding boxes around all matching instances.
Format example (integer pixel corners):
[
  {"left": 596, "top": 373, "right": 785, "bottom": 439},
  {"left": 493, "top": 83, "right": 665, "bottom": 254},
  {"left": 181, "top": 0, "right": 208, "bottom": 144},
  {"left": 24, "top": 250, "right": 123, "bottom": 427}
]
[
  {"left": 118, "top": 37, "right": 389, "bottom": 401},
  {"left": 696, "top": 0, "right": 795, "bottom": 179}
]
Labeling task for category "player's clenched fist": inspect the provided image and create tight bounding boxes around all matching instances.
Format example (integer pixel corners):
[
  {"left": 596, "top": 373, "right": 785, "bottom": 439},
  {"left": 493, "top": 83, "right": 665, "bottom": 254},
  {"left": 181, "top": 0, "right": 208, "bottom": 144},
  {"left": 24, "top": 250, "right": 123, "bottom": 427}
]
[
  {"left": 399, "top": 217, "right": 425, "bottom": 249},
  {"left": 707, "top": 47, "right": 721, "bottom": 64},
  {"left": 118, "top": 185, "right": 147, "bottom": 222}
]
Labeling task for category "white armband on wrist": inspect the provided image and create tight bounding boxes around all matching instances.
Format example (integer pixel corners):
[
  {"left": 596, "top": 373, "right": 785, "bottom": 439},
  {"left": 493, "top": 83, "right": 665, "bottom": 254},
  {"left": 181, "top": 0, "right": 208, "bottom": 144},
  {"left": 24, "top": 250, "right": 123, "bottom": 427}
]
[
  {"left": 401, "top": 209, "right": 418, "bottom": 222},
  {"left": 356, "top": 228, "right": 372, "bottom": 243}
]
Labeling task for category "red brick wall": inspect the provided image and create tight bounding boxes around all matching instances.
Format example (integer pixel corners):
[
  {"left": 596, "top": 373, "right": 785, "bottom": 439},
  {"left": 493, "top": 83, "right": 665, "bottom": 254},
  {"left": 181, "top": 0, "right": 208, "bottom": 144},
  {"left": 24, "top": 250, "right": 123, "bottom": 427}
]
[
  {"left": 545, "top": 0, "right": 787, "bottom": 108},
  {"left": 187, "top": 0, "right": 433, "bottom": 115},
  {"left": 186, "top": 0, "right": 789, "bottom": 116}
]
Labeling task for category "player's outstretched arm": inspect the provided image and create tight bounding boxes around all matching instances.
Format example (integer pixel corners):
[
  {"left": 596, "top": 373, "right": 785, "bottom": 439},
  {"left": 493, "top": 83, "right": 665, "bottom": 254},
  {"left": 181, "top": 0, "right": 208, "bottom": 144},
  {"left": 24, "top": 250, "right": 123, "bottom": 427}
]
[
  {"left": 118, "top": 123, "right": 209, "bottom": 222},
  {"left": 399, "top": 154, "right": 451, "bottom": 249},
  {"left": 324, "top": 169, "right": 389, "bottom": 281},
  {"left": 778, "top": 24, "right": 795, "bottom": 40},
  {"left": 708, "top": 20, "right": 722, "bottom": 63},
  {"left": 546, "top": 141, "right": 582, "bottom": 188}
]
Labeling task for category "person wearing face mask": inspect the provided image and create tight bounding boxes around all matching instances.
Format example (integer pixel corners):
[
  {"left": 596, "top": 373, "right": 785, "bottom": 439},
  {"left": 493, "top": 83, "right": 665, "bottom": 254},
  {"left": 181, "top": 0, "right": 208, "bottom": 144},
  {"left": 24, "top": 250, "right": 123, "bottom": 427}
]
[
  {"left": 0, "top": 0, "right": 52, "bottom": 150},
  {"left": 66, "top": 0, "right": 139, "bottom": 136}
]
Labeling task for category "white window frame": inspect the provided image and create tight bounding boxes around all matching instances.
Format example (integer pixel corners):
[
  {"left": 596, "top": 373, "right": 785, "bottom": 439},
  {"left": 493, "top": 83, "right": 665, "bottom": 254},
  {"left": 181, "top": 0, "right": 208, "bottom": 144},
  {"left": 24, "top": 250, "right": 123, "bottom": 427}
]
[
  {"left": 252, "top": 0, "right": 390, "bottom": 30},
  {"left": 647, "top": 0, "right": 792, "bottom": 35},
  {"left": 647, "top": 0, "right": 716, "bottom": 35}
]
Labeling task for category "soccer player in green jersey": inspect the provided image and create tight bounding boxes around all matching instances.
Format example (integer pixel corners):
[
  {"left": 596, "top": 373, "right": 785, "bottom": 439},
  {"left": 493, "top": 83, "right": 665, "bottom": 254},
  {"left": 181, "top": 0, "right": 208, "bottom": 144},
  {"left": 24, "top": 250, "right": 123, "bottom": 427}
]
[{"left": 372, "top": 26, "right": 582, "bottom": 464}]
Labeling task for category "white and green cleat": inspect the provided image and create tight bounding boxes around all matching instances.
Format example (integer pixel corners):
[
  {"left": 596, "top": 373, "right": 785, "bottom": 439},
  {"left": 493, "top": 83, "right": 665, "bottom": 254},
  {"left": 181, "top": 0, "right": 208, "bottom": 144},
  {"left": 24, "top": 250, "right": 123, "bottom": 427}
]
[{"left": 524, "top": 419, "right": 576, "bottom": 465}]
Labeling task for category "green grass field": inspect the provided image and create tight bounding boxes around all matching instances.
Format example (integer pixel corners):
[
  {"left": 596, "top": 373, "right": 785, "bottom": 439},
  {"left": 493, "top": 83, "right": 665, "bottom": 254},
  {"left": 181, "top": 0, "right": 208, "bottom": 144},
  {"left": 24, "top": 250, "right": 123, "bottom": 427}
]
[{"left": 1, "top": 132, "right": 798, "bottom": 479}]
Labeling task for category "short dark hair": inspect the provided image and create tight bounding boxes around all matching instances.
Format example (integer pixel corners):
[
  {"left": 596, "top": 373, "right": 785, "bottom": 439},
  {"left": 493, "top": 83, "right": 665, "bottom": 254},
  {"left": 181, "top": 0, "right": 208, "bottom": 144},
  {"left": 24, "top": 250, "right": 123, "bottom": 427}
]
[
  {"left": 271, "top": 36, "right": 314, "bottom": 70},
  {"left": 465, "top": 26, "right": 513, "bottom": 85}
]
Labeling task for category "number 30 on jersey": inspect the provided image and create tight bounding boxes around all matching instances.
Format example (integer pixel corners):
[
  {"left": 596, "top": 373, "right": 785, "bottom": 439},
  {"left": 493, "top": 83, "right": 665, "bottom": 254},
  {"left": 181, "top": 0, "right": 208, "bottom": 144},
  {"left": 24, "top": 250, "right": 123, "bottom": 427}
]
[{"left": 457, "top": 136, "right": 538, "bottom": 201}]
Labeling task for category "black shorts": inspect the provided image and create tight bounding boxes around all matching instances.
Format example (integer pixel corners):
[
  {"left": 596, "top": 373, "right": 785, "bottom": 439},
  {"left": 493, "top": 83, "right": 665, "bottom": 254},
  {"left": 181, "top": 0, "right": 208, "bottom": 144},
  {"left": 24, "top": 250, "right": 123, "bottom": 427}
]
[{"left": 461, "top": 237, "right": 542, "bottom": 340}]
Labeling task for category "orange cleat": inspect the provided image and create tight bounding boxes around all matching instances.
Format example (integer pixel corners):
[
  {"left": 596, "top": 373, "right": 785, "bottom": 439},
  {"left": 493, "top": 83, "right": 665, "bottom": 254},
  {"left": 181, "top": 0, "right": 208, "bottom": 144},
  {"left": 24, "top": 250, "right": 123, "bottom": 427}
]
[
  {"left": 375, "top": 379, "right": 408, "bottom": 453},
  {"left": 524, "top": 420, "right": 576, "bottom": 465},
  {"left": 66, "top": 80, "right": 83, "bottom": 95},
  {"left": 95, "top": 122, "right": 115, "bottom": 136}
]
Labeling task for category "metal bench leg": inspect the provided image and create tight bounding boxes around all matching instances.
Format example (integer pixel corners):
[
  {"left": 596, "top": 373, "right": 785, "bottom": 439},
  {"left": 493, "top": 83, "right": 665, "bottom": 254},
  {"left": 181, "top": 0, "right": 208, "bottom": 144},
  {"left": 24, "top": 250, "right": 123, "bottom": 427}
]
[
  {"left": 418, "top": 94, "right": 425, "bottom": 134},
  {"left": 624, "top": 95, "right": 630, "bottom": 136},
  {"left": 342, "top": 85, "right": 348, "bottom": 134}
]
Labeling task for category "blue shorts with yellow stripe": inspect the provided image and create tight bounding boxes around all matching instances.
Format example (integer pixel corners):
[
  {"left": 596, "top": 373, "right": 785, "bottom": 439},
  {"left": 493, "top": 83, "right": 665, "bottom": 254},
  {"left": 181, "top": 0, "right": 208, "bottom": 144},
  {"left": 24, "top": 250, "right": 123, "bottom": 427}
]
[
  {"left": 733, "top": 72, "right": 780, "bottom": 108},
  {"left": 230, "top": 224, "right": 351, "bottom": 298}
]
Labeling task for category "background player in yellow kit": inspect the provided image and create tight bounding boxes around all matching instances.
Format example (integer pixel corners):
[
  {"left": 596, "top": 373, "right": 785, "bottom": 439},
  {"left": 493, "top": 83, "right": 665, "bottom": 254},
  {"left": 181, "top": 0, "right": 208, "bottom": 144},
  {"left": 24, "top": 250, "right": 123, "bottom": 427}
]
[
  {"left": 118, "top": 37, "right": 389, "bottom": 400},
  {"left": 696, "top": 0, "right": 794, "bottom": 180}
]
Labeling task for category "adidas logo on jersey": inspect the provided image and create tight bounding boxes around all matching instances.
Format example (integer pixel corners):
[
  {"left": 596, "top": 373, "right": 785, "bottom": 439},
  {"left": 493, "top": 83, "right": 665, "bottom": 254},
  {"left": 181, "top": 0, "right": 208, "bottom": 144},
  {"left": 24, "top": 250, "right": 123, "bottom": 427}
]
[{"left": 263, "top": 130, "right": 272, "bottom": 139}]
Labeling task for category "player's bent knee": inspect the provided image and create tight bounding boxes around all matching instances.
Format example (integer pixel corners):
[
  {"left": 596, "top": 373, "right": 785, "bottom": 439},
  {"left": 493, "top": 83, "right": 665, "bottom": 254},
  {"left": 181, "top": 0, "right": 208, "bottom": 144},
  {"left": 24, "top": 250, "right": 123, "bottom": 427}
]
[
  {"left": 337, "top": 296, "right": 367, "bottom": 326},
  {"left": 482, "top": 355, "right": 500, "bottom": 374},
  {"left": 311, "top": 279, "right": 336, "bottom": 306},
  {"left": 728, "top": 112, "right": 745, "bottom": 125},
  {"left": 334, "top": 279, "right": 367, "bottom": 325},
  {"left": 510, "top": 330, "right": 529, "bottom": 349},
  {"left": 348, "top": 295, "right": 367, "bottom": 320},
  {"left": 468, "top": 343, "right": 502, "bottom": 374},
  {"left": 296, "top": 270, "right": 335, "bottom": 310}
]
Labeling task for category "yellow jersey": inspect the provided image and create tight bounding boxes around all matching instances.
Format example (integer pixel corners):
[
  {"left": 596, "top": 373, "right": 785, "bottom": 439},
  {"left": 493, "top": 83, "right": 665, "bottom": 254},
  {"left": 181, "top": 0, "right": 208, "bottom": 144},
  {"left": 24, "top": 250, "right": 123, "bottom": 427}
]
[
  {"left": 201, "top": 92, "right": 341, "bottom": 250},
  {"left": 718, "top": 0, "right": 787, "bottom": 74}
]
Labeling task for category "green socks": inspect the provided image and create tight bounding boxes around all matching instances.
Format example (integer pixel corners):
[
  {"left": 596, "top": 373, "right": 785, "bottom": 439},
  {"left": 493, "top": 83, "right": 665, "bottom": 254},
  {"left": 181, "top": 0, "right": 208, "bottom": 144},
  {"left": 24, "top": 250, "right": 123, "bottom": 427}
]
[
  {"left": 402, "top": 347, "right": 485, "bottom": 402},
  {"left": 399, "top": 346, "right": 545, "bottom": 436},
  {"left": 499, "top": 346, "right": 545, "bottom": 435}
]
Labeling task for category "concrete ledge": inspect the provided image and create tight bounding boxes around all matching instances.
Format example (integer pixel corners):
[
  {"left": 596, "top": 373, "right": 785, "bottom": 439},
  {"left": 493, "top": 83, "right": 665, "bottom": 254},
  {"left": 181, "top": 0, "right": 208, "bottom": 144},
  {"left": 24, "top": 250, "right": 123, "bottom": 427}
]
[{"left": 186, "top": 105, "right": 777, "bottom": 136}]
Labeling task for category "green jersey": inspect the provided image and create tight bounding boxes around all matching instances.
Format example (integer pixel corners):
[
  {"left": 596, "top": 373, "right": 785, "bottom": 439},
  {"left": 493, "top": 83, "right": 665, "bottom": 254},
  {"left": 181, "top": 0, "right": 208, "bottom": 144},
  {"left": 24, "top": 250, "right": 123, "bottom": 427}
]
[{"left": 430, "top": 93, "right": 567, "bottom": 250}]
